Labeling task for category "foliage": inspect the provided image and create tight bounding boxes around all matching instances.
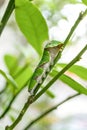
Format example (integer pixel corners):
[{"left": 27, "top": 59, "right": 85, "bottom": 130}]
[
  {"left": 15, "top": 0, "right": 49, "bottom": 55},
  {"left": 0, "top": 0, "right": 87, "bottom": 130},
  {"left": 82, "top": 0, "right": 87, "bottom": 5}
]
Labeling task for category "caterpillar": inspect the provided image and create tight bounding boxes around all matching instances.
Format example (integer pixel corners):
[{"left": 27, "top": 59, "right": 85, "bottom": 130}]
[{"left": 28, "top": 40, "right": 63, "bottom": 95}]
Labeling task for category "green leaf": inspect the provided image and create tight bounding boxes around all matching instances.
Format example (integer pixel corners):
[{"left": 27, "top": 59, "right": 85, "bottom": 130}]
[
  {"left": 51, "top": 70, "right": 87, "bottom": 95},
  {"left": 57, "top": 63, "right": 87, "bottom": 80},
  {"left": 82, "top": 0, "right": 87, "bottom": 5},
  {"left": 45, "top": 89, "right": 55, "bottom": 98},
  {"left": 0, "top": 70, "right": 18, "bottom": 89},
  {"left": 0, "top": 66, "right": 33, "bottom": 118},
  {"left": 15, "top": 0, "right": 49, "bottom": 55},
  {"left": 15, "top": 66, "right": 33, "bottom": 90},
  {"left": 4, "top": 54, "right": 18, "bottom": 73},
  {"left": 41, "top": 86, "right": 55, "bottom": 98},
  {"left": 60, "top": 74, "right": 87, "bottom": 95},
  {"left": 9, "top": 114, "right": 16, "bottom": 122}
]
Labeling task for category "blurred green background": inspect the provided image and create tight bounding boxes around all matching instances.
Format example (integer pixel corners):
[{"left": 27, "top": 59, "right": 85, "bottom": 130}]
[{"left": 0, "top": 0, "right": 87, "bottom": 130}]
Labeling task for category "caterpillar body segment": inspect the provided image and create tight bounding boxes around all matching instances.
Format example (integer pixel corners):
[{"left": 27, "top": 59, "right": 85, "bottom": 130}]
[{"left": 28, "top": 40, "right": 63, "bottom": 95}]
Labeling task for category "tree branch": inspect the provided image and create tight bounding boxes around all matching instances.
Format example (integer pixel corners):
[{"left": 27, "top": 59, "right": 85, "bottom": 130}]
[
  {"left": 0, "top": 0, "right": 34, "bottom": 35},
  {"left": 6, "top": 44, "right": 87, "bottom": 130},
  {"left": 5, "top": 95, "right": 34, "bottom": 130},
  {"left": 4, "top": 8, "right": 87, "bottom": 130},
  {"left": 0, "top": 0, "right": 15, "bottom": 35},
  {"left": 24, "top": 93, "right": 80, "bottom": 130},
  {"left": 63, "top": 9, "right": 87, "bottom": 48}
]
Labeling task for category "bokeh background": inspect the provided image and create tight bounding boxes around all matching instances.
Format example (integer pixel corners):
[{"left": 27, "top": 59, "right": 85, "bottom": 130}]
[{"left": 0, "top": 0, "right": 87, "bottom": 130}]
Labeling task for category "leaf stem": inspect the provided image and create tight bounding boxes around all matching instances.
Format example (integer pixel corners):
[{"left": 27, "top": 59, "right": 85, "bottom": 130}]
[
  {"left": 24, "top": 93, "right": 80, "bottom": 130},
  {"left": 5, "top": 95, "right": 34, "bottom": 130},
  {"left": 63, "top": 9, "right": 87, "bottom": 47},
  {"left": 34, "top": 44, "right": 87, "bottom": 101},
  {"left": 0, "top": 0, "right": 15, "bottom": 35}
]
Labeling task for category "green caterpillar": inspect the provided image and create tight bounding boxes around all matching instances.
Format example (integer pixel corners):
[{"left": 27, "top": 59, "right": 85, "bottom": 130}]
[{"left": 28, "top": 40, "right": 63, "bottom": 95}]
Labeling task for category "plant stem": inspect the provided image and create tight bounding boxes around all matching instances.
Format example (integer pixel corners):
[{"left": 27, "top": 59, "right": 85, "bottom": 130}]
[
  {"left": 0, "top": 64, "right": 31, "bottom": 119},
  {"left": 0, "top": 82, "right": 29, "bottom": 119},
  {"left": 0, "top": 0, "right": 15, "bottom": 35},
  {"left": 33, "top": 49, "right": 62, "bottom": 95},
  {"left": 0, "top": 86, "right": 6, "bottom": 94},
  {"left": 4, "top": 9, "right": 87, "bottom": 130},
  {"left": 31, "top": 9, "right": 87, "bottom": 95},
  {"left": 34, "top": 44, "right": 87, "bottom": 101},
  {"left": 5, "top": 95, "right": 34, "bottom": 130},
  {"left": 0, "top": 0, "right": 34, "bottom": 35},
  {"left": 63, "top": 9, "right": 87, "bottom": 47},
  {"left": 24, "top": 93, "right": 80, "bottom": 130},
  {"left": 0, "top": 96, "right": 15, "bottom": 119}
]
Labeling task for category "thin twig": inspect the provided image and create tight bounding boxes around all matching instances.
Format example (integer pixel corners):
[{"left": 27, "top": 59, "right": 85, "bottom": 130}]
[
  {"left": 5, "top": 8, "right": 87, "bottom": 130},
  {"left": 6, "top": 44, "right": 87, "bottom": 130},
  {"left": 0, "top": 0, "right": 34, "bottom": 35},
  {"left": 31, "top": 8, "right": 87, "bottom": 95},
  {"left": 5, "top": 95, "right": 34, "bottom": 130},
  {"left": 0, "top": 80, "right": 29, "bottom": 119},
  {"left": 63, "top": 9, "right": 87, "bottom": 48},
  {"left": 0, "top": 96, "right": 15, "bottom": 119},
  {"left": 0, "top": 87, "right": 6, "bottom": 94},
  {"left": 0, "top": 0, "right": 15, "bottom": 35},
  {"left": 24, "top": 93, "right": 80, "bottom": 130},
  {"left": 34, "top": 44, "right": 87, "bottom": 101}
]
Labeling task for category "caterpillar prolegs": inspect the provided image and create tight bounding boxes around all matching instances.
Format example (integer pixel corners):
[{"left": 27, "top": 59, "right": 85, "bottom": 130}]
[{"left": 28, "top": 40, "right": 63, "bottom": 95}]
